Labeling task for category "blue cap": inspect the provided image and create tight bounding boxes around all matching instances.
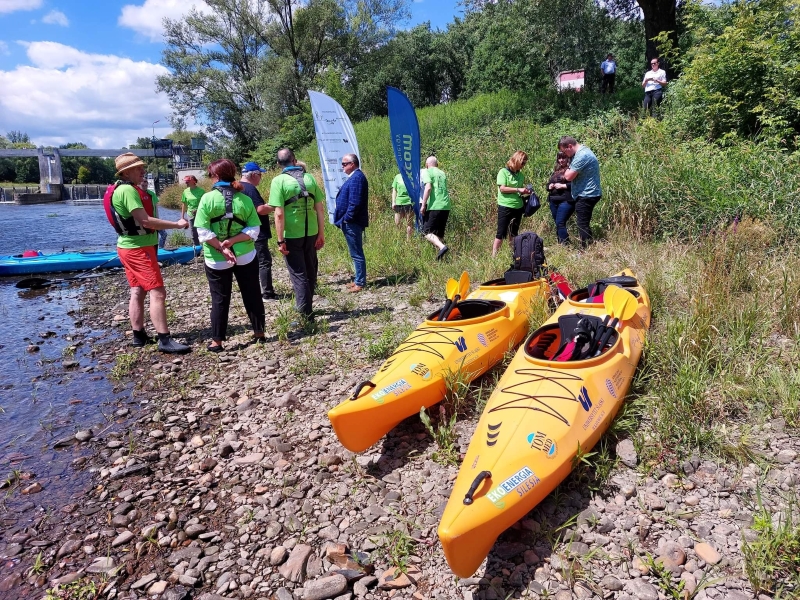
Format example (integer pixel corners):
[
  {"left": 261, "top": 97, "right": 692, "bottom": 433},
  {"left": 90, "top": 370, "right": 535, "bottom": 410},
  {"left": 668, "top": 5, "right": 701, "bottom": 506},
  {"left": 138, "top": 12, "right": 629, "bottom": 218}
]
[{"left": 242, "top": 161, "right": 266, "bottom": 173}]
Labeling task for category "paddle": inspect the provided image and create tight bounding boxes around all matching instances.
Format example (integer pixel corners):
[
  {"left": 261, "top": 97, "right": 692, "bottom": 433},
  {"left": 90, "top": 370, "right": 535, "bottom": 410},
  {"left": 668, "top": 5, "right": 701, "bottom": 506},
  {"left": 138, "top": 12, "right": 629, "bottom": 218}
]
[
  {"left": 15, "top": 254, "right": 120, "bottom": 289},
  {"left": 438, "top": 278, "right": 459, "bottom": 321},
  {"left": 442, "top": 271, "right": 470, "bottom": 321},
  {"left": 593, "top": 287, "right": 638, "bottom": 356}
]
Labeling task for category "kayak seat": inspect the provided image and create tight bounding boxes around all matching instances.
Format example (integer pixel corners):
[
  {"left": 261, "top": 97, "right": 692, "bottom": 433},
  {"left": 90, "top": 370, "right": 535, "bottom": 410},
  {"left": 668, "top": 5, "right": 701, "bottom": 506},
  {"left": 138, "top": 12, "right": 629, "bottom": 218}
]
[
  {"left": 570, "top": 280, "right": 640, "bottom": 304},
  {"left": 526, "top": 314, "right": 617, "bottom": 361},
  {"left": 427, "top": 300, "right": 506, "bottom": 322}
]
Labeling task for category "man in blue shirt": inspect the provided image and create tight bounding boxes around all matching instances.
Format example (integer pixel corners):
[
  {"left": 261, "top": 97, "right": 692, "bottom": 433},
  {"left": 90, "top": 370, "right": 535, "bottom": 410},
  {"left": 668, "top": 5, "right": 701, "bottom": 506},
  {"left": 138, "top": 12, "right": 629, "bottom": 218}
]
[
  {"left": 334, "top": 153, "right": 369, "bottom": 292},
  {"left": 559, "top": 136, "right": 602, "bottom": 248},
  {"left": 600, "top": 53, "right": 616, "bottom": 94}
]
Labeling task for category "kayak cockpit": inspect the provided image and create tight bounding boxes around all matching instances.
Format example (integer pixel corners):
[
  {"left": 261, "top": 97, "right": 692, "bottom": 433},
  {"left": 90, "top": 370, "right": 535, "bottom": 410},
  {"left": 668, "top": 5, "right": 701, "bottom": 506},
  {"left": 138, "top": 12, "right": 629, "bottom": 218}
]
[
  {"left": 427, "top": 299, "right": 508, "bottom": 323},
  {"left": 525, "top": 314, "right": 619, "bottom": 362},
  {"left": 568, "top": 275, "right": 640, "bottom": 305}
]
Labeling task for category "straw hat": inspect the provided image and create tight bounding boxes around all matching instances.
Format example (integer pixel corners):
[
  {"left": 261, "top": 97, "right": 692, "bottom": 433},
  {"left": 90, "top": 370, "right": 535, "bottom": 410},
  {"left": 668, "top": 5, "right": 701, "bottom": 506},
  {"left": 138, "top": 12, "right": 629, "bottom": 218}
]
[{"left": 114, "top": 152, "right": 146, "bottom": 175}]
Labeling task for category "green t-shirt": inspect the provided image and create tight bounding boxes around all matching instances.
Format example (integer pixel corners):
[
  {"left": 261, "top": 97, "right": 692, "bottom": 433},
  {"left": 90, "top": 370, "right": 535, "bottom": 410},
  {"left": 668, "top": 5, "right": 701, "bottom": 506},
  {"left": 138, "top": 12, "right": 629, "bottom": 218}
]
[
  {"left": 268, "top": 169, "right": 324, "bottom": 239},
  {"left": 392, "top": 174, "right": 411, "bottom": 206},
  {"left": 112, "top": 182, "right": 158, "bottom": 249},
  {"left": 181, "top": 186, "right": 204, "bottom": 219},
  {"left": 421, "top": 167, "right": 451, "bottom": 211},
  {"left": 496, "top": 167, "right": 525, "bottom": 209},
  {"left": 194, "top": 186, "right": 260, "bottom": 263}
]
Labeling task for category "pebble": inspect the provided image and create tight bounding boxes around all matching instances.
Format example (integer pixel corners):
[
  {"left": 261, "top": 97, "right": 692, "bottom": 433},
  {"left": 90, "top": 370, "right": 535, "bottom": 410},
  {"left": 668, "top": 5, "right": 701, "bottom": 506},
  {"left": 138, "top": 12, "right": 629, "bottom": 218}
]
[{"left": 694, "top": 542, "right": 722, "bottom": 565}]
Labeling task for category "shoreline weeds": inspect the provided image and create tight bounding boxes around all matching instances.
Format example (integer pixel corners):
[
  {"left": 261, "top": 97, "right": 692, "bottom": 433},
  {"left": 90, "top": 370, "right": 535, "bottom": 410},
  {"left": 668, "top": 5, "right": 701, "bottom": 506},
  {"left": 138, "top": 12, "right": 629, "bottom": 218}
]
[{"left": 0, "top": 259, "right": 797, "bottom": 600}]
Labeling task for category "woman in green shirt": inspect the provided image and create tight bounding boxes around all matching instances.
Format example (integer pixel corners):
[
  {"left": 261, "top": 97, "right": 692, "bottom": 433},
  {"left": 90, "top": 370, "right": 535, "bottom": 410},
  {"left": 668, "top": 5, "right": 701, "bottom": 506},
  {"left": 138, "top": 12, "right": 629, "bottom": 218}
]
[
  {"left": 194, "top": 159, "right": 265, "bottom": 352},
  {"left": 493, "top": 150, "right": 531, "bottom": 257}
]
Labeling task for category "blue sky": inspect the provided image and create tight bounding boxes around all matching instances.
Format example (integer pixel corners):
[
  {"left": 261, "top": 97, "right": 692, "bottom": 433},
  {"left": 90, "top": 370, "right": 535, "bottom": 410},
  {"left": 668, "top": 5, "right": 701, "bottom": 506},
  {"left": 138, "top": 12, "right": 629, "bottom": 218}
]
[{"left": 0, "top": 0, "right": 462, "bottom": 149}]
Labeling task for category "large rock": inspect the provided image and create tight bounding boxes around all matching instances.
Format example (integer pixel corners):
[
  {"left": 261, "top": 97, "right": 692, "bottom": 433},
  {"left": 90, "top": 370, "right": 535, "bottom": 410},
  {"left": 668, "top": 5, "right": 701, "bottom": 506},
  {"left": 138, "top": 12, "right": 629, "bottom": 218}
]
[
  {"left": 279, "top": 544, "right": 313, "bottom": 583},
  {"left": 616, "top": 439, "right": 638, "bottom": 468},
  {"left": 300, "top": 574, "right": 348, "bottom": 600}
]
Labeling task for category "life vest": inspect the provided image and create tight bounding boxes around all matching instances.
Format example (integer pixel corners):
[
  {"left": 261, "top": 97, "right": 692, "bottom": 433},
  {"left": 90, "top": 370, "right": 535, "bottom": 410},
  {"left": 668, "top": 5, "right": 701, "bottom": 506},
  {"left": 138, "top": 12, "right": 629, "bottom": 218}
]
[
  {"left": 103, "top": 182, "right": 155, "bottom": 236},
  {"left": 283, "top": 168, "right": 316, "bottom": 236},
  {"left": 209, "top": 186, "right": 248, "bottom": 240}
]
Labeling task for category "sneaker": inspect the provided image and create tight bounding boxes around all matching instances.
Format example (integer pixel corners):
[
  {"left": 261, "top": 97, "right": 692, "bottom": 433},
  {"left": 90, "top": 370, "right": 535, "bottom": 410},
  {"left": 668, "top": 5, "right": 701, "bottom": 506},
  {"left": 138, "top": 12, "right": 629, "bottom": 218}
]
[
  {"left": 157, "top": 336, "right": 191, "bottom": 354},
  {"left": 436, "top": 245, "right": 450, "bottom": 261},
  {"left": 207, "top": 343, "right": 224, "bottom": 353},
  {"left": 262, "top": 291, "right": 277, "bottom": 300},
  {"left": 347, "top": 285, "right": 364, "bottom": 293}
]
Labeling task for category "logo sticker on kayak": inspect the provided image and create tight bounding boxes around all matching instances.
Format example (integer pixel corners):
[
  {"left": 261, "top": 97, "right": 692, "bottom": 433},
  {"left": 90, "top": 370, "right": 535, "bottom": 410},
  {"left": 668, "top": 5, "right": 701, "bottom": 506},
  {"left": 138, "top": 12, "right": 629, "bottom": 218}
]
[
  {"left": 486, "top": 466, "right": 540, "bottom": 509},
  {"left": 605, "top": 379, "right": 617, "bottom": 399},
  {"left": 454, "top": 336, "right": 468, "bottom": 352},
  {"left": 527, "top": 432, "right": 557, "bottom": 458},
  {"left": 410, "top": 363, "right": 431, "bottom": 380},
  {"left": 371, "top": 379, "right": 412, "bottom": 403},
  {"left": 477, "top": 333, "right": 488, "bottom": 347},
  {"left": 578, "top": 386, "right": 592, "bottom": 411}
]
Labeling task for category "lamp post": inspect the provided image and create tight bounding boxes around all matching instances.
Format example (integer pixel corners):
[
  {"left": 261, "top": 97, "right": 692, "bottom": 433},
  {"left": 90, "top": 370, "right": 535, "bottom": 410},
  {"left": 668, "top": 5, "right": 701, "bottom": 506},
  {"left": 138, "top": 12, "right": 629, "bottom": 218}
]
[{"left": 152, "top": 119, "right": 160, "bottom": 140}]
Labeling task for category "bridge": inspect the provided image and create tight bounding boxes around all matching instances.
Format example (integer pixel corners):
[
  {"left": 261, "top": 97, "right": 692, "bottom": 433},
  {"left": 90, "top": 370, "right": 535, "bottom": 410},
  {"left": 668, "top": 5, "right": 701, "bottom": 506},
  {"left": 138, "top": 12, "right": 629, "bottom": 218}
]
[{"left": 0, "top": 141, "right": 203, "bottom": 203}]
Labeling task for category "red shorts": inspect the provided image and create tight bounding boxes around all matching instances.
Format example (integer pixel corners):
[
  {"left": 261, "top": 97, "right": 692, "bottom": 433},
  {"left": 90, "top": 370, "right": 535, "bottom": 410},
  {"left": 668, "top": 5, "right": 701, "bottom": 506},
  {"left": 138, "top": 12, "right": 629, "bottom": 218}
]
[{"left": 117, "top": 246, "right": 164, "bottom": 291}]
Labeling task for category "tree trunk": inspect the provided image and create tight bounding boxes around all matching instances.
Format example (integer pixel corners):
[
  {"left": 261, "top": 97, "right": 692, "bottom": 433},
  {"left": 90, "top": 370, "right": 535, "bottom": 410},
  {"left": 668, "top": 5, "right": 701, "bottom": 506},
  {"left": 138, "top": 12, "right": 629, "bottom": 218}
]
[{"left": 636, "top": 0, "right": 679, "bottom": 74}]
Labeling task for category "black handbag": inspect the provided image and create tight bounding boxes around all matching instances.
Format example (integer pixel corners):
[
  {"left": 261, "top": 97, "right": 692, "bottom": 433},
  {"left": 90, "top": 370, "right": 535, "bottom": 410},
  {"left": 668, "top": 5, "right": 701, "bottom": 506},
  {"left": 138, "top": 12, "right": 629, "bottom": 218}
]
[{"left": 523, "top": 186, "right": 541, "bottom": 217}]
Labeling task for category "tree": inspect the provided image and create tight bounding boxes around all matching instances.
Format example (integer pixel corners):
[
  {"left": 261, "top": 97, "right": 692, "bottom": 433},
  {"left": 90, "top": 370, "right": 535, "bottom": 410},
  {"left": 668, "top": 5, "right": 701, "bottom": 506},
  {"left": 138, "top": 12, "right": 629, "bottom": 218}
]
[
  {"left": 158, "top": 0, "right": 410, "bottom": 161},
  {"left": 77, "top": 165, "right": 91, "bottom": 184}
]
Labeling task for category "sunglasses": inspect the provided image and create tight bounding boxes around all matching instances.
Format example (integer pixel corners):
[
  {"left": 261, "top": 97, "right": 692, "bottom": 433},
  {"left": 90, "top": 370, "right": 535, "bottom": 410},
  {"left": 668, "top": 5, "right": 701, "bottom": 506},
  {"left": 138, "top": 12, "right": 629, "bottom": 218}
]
[
  {"left": 341, "top": 161, "right": 353, "bottom": 166},
  {"left": 651, "top": 62, "right": 659, "bottom": 65}
]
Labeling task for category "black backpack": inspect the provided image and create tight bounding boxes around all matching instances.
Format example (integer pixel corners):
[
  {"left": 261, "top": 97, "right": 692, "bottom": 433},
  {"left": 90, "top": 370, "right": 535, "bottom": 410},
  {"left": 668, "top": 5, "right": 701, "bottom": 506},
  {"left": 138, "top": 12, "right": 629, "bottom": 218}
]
[{"left": 511, "top": 231, "right": 547, "bottom": 278}]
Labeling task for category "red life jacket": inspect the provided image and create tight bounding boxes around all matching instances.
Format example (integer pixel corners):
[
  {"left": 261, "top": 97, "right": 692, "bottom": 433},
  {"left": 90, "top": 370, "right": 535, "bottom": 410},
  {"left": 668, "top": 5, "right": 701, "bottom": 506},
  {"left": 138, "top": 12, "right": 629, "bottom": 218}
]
[{"left": 103, "top": 182, "right": 155, "bottom": 236}]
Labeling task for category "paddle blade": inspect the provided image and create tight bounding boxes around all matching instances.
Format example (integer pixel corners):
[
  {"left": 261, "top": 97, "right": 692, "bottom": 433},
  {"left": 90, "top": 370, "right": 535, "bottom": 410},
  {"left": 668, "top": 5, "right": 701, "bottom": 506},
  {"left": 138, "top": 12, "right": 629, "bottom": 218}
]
[
  {"left": 15, "top": 278, "right": 52, "bottom": 289},
  {"left": 612, "top": 288, "right": 638, "bottom": 322},
  {"left": 446, "top": 278, "right": 458, "bottom": 300},
  {"left": 458, "top": 271, "right": 470, "bottom": 300},
  {"left": 601, "top": 284, "right": 621, "bottom": 317}
]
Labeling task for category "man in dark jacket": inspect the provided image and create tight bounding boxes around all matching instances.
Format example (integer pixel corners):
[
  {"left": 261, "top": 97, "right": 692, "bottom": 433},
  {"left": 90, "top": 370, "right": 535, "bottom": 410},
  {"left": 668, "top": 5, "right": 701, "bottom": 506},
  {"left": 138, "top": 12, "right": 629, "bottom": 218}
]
[
  {"left": 240, "top": 161, "right": 277, "bottom": 300},
  {"left": 334, "top": 153, "right": 369, "bottom": 292}
]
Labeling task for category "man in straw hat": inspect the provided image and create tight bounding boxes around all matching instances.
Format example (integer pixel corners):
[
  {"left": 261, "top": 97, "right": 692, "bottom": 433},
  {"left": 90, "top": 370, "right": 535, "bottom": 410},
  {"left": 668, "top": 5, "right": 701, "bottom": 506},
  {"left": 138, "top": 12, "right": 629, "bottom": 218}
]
[{"left": 105, "top": 152, "right": 191, "bottom": 353}]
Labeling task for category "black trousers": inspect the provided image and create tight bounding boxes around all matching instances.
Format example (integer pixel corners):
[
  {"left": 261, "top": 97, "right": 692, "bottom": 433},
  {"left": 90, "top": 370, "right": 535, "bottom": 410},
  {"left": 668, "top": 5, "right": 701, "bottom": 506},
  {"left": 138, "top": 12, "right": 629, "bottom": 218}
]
[
  {"left": 284, "top": 236, "right": 318, "bottom": 317},
  {"left": 254, "top": 238, "right": 274, "bottom": 295},
  {"left": 575, "top": 196, "right": 602, "bottom": 248},
  {"left": 643, "top": 89, "right": 664, "bottom": 114},
  {"left": 601, "top": 73, "right": 615, "bottom": 94},
  {"left": 205, "top": 259, "right": 265, "bottom": 341}
]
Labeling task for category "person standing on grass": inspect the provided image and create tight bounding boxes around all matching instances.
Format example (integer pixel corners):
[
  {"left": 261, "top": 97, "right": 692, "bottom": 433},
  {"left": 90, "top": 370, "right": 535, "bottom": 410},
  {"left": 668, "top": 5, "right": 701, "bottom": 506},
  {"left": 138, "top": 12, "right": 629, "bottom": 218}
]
[
  {"left": 600, "top": 53, "right": 617, "bottom": 94},
  {"left": 239, "top": 161, "right": 277, "bottom": 301},
  {"left": 642, "top": 57, "right": 668, "bottom": 116},
  {"left": 558, "top": 136, "right": 602, "bottom": 248},
  {"left": 493, "top": 150, "right": 531, "bottom": 257},
  {"left": 334, "top": 153, "right": 369, "bottom": 293},
  {"left": 194, "top": 159, "right": 265, "bottom": 353},
  {"left": 420, "top": 156, "right": 451, "bottom": 260},
  {"left": 181, "top": 175, "right": 203, "bottom": 246},
  {"left": 269, "top": 148, "right": 326, "bottom": 321},
  {"left": 392, "top": 173, "right": 414, "bottom": 240},
  {"left": 107, "top": 152, "right": 190, "bottom": 353},
  {"left": 546, "top": 151, "right": 574, "bottom": 245}
]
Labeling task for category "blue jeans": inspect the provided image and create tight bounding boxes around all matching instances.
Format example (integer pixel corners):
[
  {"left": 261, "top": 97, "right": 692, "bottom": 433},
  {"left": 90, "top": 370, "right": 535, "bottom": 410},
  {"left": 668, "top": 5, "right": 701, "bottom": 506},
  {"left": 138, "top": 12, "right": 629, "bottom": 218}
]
[
  {"left": 342, "top": 222, "right": 366, "bottom": 287},
  {"left": 549, "top": 199, "right": 575, "bottom": 245}
]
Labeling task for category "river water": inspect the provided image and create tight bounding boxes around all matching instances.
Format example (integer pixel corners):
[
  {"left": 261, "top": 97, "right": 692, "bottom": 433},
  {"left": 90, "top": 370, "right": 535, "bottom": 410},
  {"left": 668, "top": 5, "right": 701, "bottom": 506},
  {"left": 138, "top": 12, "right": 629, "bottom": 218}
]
[{"left": 0, "top": 202, "right": 181, "bottom": 519}]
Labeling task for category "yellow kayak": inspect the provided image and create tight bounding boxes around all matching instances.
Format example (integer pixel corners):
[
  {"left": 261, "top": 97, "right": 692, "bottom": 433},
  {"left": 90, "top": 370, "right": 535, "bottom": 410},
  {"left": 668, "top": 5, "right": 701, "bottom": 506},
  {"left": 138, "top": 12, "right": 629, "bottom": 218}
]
[
  {"left": 438, "top": 270, "right": 650, "bottom": 578},
  {"left": 328, "top": 275, "right": 549, "bottom": 453}
]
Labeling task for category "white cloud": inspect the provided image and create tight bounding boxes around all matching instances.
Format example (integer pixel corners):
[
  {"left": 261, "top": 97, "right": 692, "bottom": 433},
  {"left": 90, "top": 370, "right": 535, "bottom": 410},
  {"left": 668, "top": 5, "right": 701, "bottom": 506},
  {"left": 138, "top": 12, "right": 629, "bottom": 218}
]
[
  {"left": 0, "top": 42, "right": 176, "bottom": 148},
  {"left": 119, "top": 0, "right": 211, "bottom": 43},
  {"left": 0, "top": 0, "right": 43, "bottom": 14},
  {"left": 42, "top": 9, "right": 69, "bottom": 26},
  {"left": 0, "top": 41, "right": 9, "bottom": 55}
]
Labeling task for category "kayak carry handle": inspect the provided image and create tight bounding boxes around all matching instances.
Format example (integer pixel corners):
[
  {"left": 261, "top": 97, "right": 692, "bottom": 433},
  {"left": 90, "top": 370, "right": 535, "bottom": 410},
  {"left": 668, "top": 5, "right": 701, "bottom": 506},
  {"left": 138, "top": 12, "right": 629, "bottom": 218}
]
[
  {"left": 349, "top": 380, "right": 376, "bottom": 401},
  {"left": 463, "top": 470, "right": 492, "bottom": 505}
]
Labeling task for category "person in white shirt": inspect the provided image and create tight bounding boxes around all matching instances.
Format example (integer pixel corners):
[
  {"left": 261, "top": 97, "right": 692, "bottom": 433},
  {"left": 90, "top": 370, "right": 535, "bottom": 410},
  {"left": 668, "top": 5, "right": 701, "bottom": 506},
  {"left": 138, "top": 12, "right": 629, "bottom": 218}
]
[
  {"left": 600, "top": 53, "right": 616, "bottom": 94},
  {"left": 642, "top": 58, "right": 668, "bottom": 115}
]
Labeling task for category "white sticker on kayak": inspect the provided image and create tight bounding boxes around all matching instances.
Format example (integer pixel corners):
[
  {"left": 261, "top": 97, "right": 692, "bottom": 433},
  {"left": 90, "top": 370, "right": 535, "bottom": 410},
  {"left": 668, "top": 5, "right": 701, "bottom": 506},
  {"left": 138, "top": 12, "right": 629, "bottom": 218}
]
[
  {"left": 499, "top": 291, "right": 518, "bottom": 303},
  {"left": 371, "top": 379, "right": 411, "bottom": 403},
  {"left": 486, "top": 466, "right": 540, "bottom": 509}
]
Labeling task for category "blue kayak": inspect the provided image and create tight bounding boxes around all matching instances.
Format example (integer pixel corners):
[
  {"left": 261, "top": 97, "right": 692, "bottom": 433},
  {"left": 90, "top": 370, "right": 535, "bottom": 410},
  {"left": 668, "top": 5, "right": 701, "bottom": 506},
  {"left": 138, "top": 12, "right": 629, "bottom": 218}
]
[{"left": 0, "top": 246, "right": 201, "bottom": 276}]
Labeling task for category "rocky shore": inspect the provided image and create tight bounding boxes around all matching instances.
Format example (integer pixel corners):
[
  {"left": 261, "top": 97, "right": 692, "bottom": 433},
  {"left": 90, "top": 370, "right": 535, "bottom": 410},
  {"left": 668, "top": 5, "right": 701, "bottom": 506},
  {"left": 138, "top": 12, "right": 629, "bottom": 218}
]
[{"left": 1, "top": 261, "right": 797, "bottom": 600}]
